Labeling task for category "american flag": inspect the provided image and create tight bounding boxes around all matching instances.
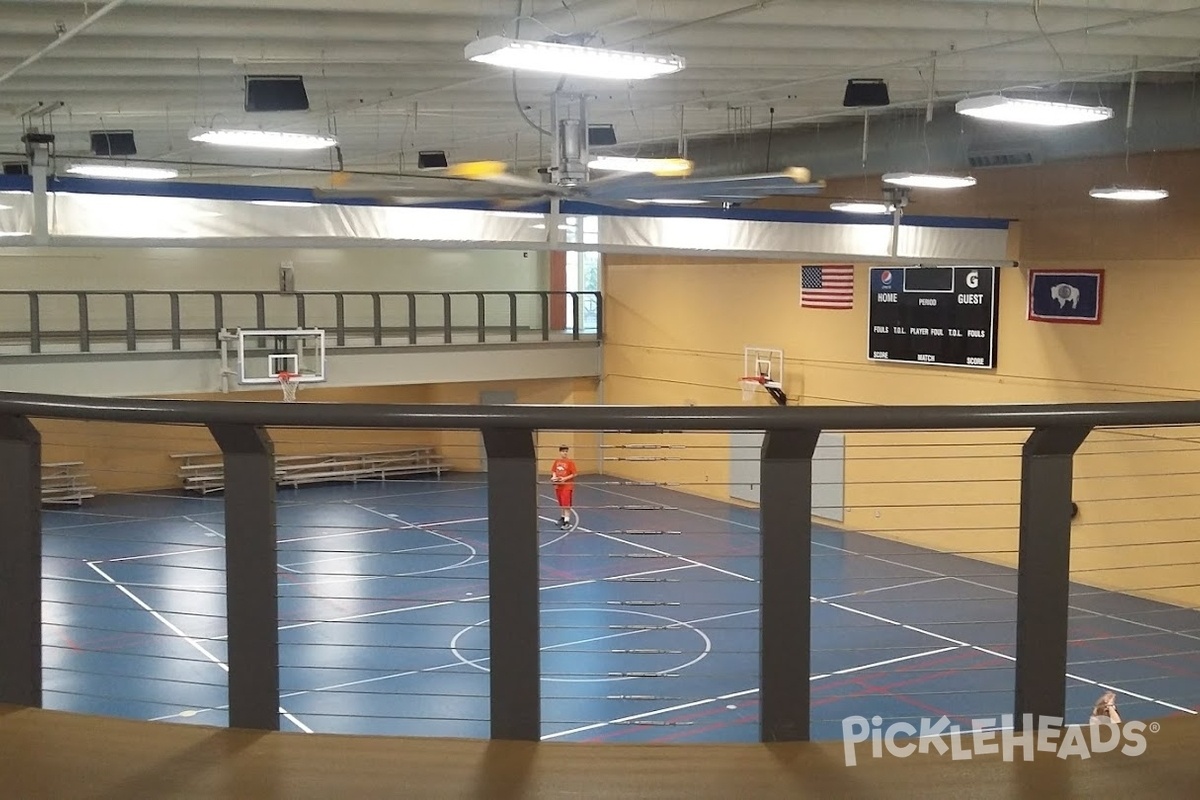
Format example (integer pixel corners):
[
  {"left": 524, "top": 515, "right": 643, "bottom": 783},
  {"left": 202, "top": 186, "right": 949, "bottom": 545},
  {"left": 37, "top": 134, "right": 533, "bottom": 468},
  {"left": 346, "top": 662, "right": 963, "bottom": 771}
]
[{"left": 800, "top": 265, "right": 854, "bottom": 309}]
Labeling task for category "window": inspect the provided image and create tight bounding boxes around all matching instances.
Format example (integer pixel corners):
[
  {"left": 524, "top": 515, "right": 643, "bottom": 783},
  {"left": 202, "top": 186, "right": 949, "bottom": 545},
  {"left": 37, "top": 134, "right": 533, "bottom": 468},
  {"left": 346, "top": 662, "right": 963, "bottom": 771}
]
[{"left": 564, "top": 215, "right": 600, "bottom": 334}]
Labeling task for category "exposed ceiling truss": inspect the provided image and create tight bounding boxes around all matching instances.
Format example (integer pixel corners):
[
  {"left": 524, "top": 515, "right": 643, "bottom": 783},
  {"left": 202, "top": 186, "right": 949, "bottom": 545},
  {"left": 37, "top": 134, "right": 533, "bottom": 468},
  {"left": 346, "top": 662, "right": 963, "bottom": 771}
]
[{"left": 0, "top": 0, "right": 1197, "bottom": 183}]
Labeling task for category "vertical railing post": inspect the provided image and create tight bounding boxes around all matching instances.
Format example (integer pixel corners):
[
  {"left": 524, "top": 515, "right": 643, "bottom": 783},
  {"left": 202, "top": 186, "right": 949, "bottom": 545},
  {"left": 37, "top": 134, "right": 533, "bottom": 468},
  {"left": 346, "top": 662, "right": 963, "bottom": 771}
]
[
  {"left": 372, "top": 293, "right": 384, "bottom": 346},
  {"left": 213, "top": 293, "right": 224, "bottom": 347},
  {"left": 1014, "top": 425, "right": 1091, "bottom": 730},
  {"left": 443, "top": 294, "right": 453, "bottom": 344},
  {"left": 594, "top": 292, "right": 603, "bottom": 341},
  {"left": 406, "top": 294, "right": 417, "bottom": 345},
  {"left": 476, "top": 292, "right": 486, "bottom": 343},
  {"left": 124, "top": 292, "right": 137, "bottom": 351},
  {"left": 334, "top": 294, "right": 346, "bottom": 346},
  {"left": 207, "top": 423, "right": 279, "bottom": 731},
  {"left": 481, "top": 427, "right": 540, "bottom": 741},
  {"left": 28, "top": 292, "right": 41, "bottom": 354},
  {"left": 508, "top": 293, "right": 518, "bottom": 342},
  {"left": 540, "top": 293, "right": 550, "bottom": 341},
  {"left": 0, "top": 416, "right": 42, "bottom": 707},
  {"left": 570, "top": 292, "right": 580, "bottom": 340},
  {"left": 759, "top": 428, "right": 821, "bottom": 742},
  {"left": 169, "top": 293, "right": 182, "bottom": 351},
  {"left": 77, "top": 292, "right": 90, "bottom": 352}
]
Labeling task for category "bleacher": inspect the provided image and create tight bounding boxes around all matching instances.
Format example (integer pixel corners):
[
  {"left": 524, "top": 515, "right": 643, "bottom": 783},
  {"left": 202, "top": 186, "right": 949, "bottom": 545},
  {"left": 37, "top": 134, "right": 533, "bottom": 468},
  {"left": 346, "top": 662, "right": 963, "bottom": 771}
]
[
  {"left": 41, "top": 461, "right": 96, "bottom": 505},
  {"left": 172, "top": 447, "right": 450, "bottom": 494}
]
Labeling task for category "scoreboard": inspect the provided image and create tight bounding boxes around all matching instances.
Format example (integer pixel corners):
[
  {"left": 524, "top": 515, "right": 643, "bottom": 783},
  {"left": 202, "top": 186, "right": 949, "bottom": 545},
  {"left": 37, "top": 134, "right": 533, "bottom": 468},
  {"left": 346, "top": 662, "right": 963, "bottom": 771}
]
[{"left": 867, "top": 266, "right": 998, "bottom": 369}]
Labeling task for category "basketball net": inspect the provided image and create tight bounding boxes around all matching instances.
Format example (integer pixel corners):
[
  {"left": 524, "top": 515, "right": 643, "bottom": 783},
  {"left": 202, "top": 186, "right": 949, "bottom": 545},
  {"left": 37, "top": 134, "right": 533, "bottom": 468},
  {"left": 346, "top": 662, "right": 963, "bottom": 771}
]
[
  {"left": 277, "top": 371, "right": 299, "bottom": 402},
  {"left": 739, "top": 375, "right": 766, "bottom": 403}
]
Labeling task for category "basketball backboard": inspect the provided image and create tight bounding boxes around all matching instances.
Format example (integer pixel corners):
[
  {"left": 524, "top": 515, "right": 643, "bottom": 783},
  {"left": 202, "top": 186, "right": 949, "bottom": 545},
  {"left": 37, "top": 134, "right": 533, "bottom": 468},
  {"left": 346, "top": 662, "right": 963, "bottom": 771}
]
[
  {"left": 741, "top": 346, "right": 786, "bottom": 405},
  {"left": 744, "top": 346, "right": 784, "bottom": 383},
  {"left": 224, "top": 327, "right": 327, "bottom": 387}
]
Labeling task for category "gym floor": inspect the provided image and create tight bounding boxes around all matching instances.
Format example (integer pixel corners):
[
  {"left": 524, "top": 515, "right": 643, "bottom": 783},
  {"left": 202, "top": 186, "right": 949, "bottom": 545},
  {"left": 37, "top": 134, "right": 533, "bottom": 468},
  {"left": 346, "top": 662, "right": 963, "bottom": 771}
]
[{"left": 41, "top": 474, "right": 1200, "bottom": 742}]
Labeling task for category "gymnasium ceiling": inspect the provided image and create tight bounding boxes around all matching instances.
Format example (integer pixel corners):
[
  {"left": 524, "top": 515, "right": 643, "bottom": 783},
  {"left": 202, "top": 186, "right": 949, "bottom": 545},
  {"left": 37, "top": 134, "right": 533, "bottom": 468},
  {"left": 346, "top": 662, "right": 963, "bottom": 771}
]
[{"left": 2, "top": 0, "right": 1200, "bottom": 185}]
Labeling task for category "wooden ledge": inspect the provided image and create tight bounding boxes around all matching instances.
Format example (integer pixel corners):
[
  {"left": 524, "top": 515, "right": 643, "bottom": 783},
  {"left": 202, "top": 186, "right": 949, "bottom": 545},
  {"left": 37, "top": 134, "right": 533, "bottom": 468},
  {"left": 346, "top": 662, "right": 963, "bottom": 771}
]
[{"left": 2, "top": 706, "right": 1198, "bottom": 799}]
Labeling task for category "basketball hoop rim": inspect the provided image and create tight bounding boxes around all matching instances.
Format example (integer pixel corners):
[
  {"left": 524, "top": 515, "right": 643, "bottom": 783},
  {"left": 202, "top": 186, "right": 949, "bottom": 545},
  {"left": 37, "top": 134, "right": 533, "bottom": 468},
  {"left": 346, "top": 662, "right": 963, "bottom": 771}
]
[{"left": 739, "top": 375, "right": 781, "bottom": 388}]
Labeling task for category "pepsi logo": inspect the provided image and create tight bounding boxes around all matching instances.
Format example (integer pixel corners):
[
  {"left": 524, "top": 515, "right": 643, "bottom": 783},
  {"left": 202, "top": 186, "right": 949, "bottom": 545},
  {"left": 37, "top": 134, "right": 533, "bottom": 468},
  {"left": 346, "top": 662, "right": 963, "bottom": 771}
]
[{"left": 880, "top": 270, "right": 893, "bottom": 285}]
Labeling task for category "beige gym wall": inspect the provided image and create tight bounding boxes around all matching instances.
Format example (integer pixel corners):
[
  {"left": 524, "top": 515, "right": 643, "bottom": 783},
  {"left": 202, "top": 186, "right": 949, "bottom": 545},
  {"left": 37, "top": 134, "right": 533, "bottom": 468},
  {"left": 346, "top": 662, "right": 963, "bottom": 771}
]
[
  {"left": 34, "top": 377, "right": 598, "bottom": 493},
  {"left": 601, "top": 148, "right": 1200, "bottom": 608}
]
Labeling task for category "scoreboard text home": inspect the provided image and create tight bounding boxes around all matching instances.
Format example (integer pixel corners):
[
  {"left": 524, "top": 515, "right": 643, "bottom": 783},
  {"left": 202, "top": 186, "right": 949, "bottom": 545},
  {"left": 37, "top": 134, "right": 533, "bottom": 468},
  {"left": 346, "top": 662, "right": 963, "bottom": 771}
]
[{"left": 867, "top": 267, "right": 999, "bottom": 369}]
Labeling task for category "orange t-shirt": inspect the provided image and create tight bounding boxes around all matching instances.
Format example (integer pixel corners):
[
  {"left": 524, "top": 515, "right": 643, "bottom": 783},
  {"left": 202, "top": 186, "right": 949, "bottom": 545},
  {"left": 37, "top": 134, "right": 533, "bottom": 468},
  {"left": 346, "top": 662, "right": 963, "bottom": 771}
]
[{"left": 551, "top": 457, "right": 577, "bottom": 484}]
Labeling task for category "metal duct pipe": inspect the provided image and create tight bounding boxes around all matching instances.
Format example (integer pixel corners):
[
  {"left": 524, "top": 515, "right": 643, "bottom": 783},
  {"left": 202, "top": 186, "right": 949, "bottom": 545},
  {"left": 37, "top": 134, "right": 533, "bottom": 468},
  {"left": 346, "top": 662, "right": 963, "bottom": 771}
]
[{"left": 0, "top": 0, "right": 133, "bottom": 88}]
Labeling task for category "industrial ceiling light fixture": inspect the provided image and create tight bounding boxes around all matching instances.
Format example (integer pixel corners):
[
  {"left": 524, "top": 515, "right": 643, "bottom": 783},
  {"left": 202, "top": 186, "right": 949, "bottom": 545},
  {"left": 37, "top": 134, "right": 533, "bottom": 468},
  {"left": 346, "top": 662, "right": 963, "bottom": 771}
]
[
  {"left": 882, "top": 172, "right": 977, "bottom": 189},
  {"left": 249, "top": 199, "right": 320, "bottom": 207},
  {"left": 587, "top": 156, "right": 694, "bottom": 176},
  {"left": 65, "top": 163, "right": 179, "bottom": 180},
  {"left": 830, "top": 200, "right": 893, "bottom": 214},
  {"left": 1088, "top": 186, "right": 1168, "bottom": 201},
  {"left": 629, "top": 198, "right": 709, "bottom": 205},
  {"left": 956, "top": 95, "right": 1113, "bottom": 127},
  {"left": 188, "top": 127, "right": 338, "bottom": 150},
  {"left": 465, "top": 36, "right": 685, "bottom": 80}
]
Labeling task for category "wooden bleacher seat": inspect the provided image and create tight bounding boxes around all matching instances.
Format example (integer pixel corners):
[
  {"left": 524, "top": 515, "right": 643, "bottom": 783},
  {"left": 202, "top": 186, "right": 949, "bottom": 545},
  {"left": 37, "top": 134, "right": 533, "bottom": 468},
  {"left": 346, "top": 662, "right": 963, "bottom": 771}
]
[
  {"left": 41, "top": 461, "right": 96, "bottom": 505},
  {"left": 171, "top": 447, "right": 449, "bottom": 494}
]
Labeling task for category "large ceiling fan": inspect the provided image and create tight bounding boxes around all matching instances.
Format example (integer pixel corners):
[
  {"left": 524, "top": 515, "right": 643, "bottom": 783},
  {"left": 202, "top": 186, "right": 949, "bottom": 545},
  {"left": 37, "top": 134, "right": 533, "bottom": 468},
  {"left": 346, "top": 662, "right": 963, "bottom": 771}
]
[{"left": 314, "top": 90, "right": 825, "bottom": 209}]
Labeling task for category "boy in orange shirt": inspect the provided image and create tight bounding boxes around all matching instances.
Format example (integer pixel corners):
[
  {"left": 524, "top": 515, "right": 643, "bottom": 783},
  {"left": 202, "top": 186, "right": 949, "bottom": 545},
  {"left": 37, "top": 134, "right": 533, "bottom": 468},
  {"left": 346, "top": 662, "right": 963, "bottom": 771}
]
[{"left": 550, "top": 445, "right": 578, "bottom": 529}]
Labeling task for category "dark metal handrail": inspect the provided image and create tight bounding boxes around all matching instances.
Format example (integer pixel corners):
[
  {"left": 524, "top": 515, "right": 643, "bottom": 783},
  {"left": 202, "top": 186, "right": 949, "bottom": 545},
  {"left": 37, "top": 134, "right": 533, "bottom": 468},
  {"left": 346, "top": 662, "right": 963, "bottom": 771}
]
[
  {"left": 2, "top": 390, "right": 1195, "bottom": 744},
  {"left": 2, "top": 391, "right": 1200, "bottom": 430}
]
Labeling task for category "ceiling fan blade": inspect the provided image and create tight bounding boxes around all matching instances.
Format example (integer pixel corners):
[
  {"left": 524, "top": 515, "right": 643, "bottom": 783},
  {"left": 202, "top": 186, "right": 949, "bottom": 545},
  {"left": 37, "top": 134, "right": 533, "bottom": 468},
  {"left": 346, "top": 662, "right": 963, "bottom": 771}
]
[{"left": 583, "top": 167, "right": 822, "bottom": 202}]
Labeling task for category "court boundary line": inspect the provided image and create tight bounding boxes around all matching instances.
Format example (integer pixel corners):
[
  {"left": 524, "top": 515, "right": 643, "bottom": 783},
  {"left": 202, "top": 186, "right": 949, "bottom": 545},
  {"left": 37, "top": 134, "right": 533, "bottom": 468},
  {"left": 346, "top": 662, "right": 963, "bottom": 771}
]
[
  {"left": 580, "top": 486, "right": 1197, "bottom": 717},
  {"left": 41, "top": 483, "right": 480, "bottom": 533},
  {"left": 270, "top": 562, "right": 702, "bottom": 634},
  {"left": 151, "top": 604, "right": 757, "bottom": 724},
  {"left": 540, "top": 645, "right": 961, "bottom": 741},
  {"left": 87, "top": 561, "right": 313, "bottom": 734},
  {"left": 595, "top": 482, "right": 1200, "bottom": 643}
]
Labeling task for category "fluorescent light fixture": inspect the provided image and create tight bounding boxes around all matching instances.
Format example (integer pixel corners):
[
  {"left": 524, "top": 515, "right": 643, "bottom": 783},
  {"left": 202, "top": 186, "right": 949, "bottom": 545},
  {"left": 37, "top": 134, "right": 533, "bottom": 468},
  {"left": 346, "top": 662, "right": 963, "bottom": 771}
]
[
  {"left": 189, "top": 127, "right": 337, "bottom": 150},
  {"left": 250, "top": 200, "right": 319, "bottom": 207},
  {"left": 465, "top": 35, "right": 684, "bottom": 80},
  {"left": 629, "top": 198, "right": 709, "bottom": 205},
  {"left": 830, "top": 201, "right": 893, "bottom": 214},
  {"left": 883, "top": 172, "right": 976, "bottom": 189},
  {"left": 1089, "top": 186, "right": 1168, "bottom": 201},
  {"left": 65, "top": 163, "right": 179, "bottom": 180},
  {"left": 956, "top": 95, "right": 1114, "bottom": 127},
  {"left": 588, "top": 156, "right": 693, "bottom": 176}
]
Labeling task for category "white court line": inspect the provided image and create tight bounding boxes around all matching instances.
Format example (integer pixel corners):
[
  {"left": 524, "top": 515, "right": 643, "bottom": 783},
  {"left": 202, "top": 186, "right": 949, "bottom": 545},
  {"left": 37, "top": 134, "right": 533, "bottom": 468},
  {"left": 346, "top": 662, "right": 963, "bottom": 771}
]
[
  {"left": 98, "top": 545, "right": 222, "bottom": 565},
  {"left": 559, "top": 514, "right": 755, "bottom": 583},
  {"left": 818, "top": 576, "right": 949, "bottom": 603},
  {"left": 87, "top": 562, "right": 313, "bottom": 734},
  {"left": 817, "top": 596, "right": 1197, "bottom": 716},
  {"left": 540, "top": 646, "right": 960, "bottom": 741},
  {"left": 278, "top": 541, "right": 463, "bottom": 570},
  {"left": 590, "top": 483, "right": 1198, "bottom": 716},
  {"left": 588, "top": 482, "right": 1190, "bottom": 719},
  {"left": 155, "top": 604, "right": 756, "bottom": 723},
  {"left": 266, "top": 563, "right": 701, "bottom": 634},
  {"left": 809, "top": 646, "right": 962, "bottom": 681}
]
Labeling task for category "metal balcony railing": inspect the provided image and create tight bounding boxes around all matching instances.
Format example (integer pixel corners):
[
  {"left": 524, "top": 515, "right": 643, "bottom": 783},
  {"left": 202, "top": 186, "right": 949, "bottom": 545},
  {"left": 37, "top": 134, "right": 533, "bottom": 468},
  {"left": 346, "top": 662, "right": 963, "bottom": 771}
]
[
  {"left": 1, "top": 393, "right": 1198, "bottom": 742},
  {"left": 0, "top": 290, "right": 602, "bottom": 354}
]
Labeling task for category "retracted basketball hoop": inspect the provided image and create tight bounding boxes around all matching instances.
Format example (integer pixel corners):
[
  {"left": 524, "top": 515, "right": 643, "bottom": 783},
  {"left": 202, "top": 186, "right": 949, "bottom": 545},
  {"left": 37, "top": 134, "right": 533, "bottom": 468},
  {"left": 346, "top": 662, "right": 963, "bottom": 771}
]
[
  {"left": 739, "top": 374, "right": 788, "bottom": 406},
  {"left": 277, "top": 370, "right": 299, "bottom": 402}
]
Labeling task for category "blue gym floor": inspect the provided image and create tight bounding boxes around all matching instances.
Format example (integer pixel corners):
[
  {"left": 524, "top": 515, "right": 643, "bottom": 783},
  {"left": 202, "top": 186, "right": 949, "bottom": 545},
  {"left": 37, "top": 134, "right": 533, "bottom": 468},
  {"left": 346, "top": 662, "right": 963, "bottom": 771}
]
[{"left": 40, "top": 474, "right": 1200, "bottom": 742}]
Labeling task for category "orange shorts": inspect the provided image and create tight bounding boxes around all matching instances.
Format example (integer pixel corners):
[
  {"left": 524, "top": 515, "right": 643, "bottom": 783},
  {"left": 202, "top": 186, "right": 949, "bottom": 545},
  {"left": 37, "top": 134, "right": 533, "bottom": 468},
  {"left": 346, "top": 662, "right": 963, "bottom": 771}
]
[{"left": 555, "top": 484, "right": 574, "bottom": 507}]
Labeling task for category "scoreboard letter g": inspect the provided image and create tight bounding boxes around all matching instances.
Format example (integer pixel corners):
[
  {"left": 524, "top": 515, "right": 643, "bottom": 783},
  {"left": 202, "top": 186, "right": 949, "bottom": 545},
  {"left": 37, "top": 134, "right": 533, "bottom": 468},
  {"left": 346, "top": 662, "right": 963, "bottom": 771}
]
[{"left": 965, "top": 270, "right": 979, "bottom": 289}]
